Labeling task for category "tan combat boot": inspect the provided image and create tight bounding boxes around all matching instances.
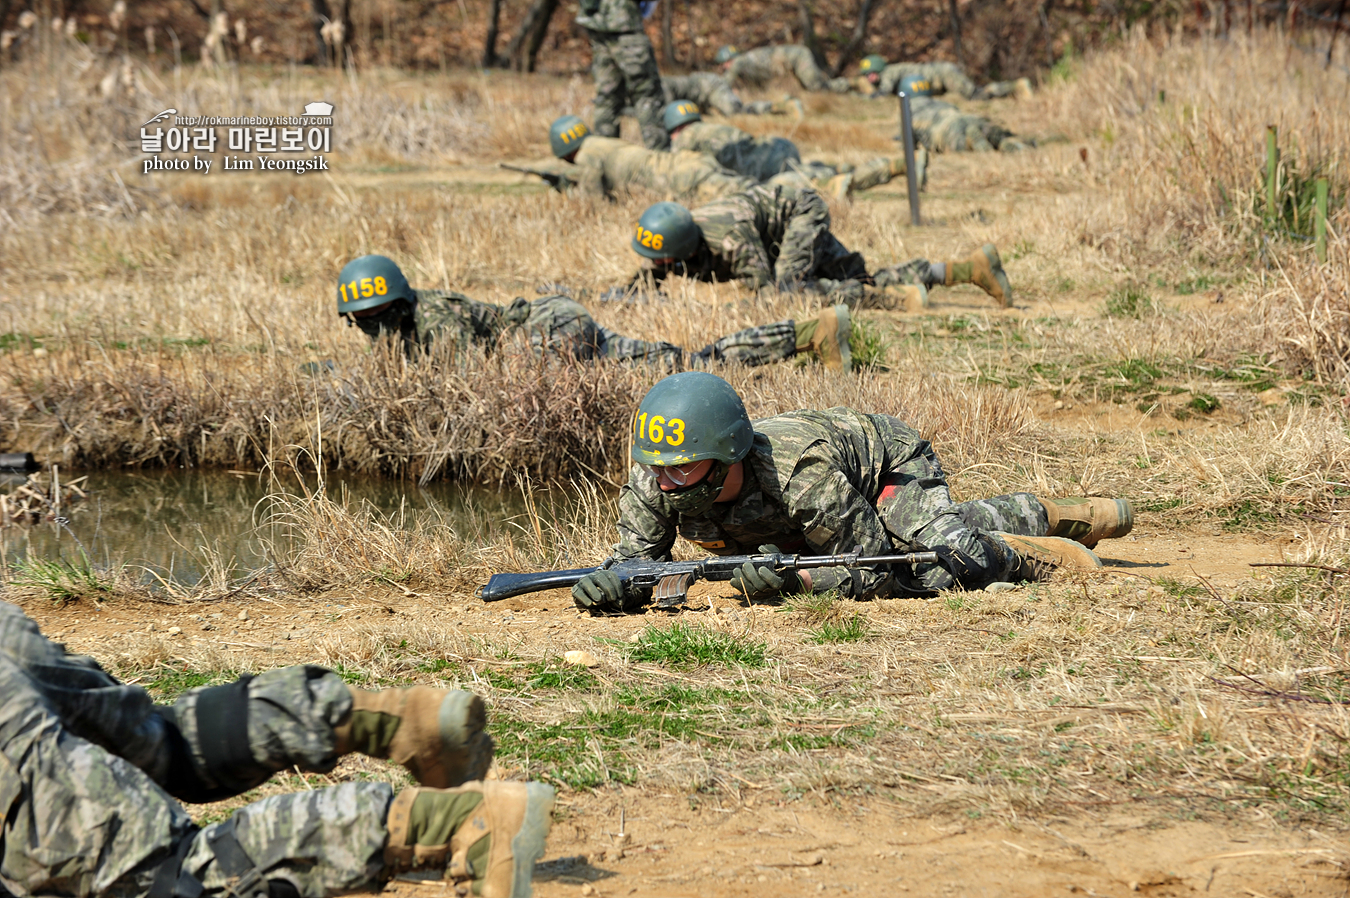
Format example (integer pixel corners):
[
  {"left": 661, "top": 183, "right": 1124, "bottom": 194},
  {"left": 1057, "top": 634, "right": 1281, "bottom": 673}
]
[
  {"left": 806, "top": 304, "right": 852, "bottom": 373},
  {"left": 945, "top": 244, "right": 1012, "bottom": 308},
  {"left": 1014, "top": 77, "right": 1034, "bottom": 100},
  {"left": 880, "top": 283, "right": 928, "bottom": 312},
  {"left": 1040, "top": 497, "right": 1133, "bottom": 548},
  {"left": 995, "top": 533, "right": 1103, "bottom": 578},
  {"left": 385, "top": 781, "right": 555, "bottom": 898},
  {"left": 336, "top": 687, "right": 494, "bottom": 788}
]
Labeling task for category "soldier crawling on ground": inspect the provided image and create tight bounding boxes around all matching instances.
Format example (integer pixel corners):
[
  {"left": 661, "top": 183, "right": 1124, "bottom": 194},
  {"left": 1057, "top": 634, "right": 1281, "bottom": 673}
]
[
  {"left": 506, "top": 114, "right": 759, "bottom": 205},
  {"left": 571, "top": 371, "right": 1133, "bottom": 612},
  {"left": 662, "top": 100, "right": 924, "bottom": 200},
  {"left": 854, "top": 54, "right": 1033, "bottom": 101},
  {"left": 0, "top": 598, "right": 553, "bottom": 898},
  {"left": 620, "top": 183, "right": 1014, "bottom": 311},
  {"left": 661, "top": 72, "right": 802, "bottom": 117},
  {"left": 715, "top": 44, "right": 852, "bottom": 94},
  {"left": 336, "top": 254, "right": 857, "bottom": 371},
  {"left": 887, "top": 73, "right": 1030, "bottom": 153}
]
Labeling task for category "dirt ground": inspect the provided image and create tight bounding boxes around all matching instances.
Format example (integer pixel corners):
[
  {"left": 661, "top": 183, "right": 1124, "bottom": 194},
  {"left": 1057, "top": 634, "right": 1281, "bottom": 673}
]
[{"left": 17, "top": 523, "right": 1350, "bottom": 897}]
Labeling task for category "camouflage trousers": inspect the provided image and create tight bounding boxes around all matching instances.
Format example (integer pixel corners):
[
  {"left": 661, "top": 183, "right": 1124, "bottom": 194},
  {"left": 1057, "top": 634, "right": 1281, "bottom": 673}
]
[
  {"left": 595, "top": 327, "right": 684, "bottom": 365},
  {"left": 695, "top": 318, "right": 798, "bottom": 367},
  {"left": 769, "top": 185, "right": 869, "bottom": 285},
  {"left": 588, "top": 30, "right": 669, "bottom": 150},
  {"left": 873, "top": 258, "right": 936, "bottom": 288},
  {"left": 881, "top": 61, "right": 978, "bottom": 99},
  {"left": 789, "top": 57, "right": 851, "bottom": 93},
  {"left": 870, "top": 434, "right": 1049, "bottom": 590},
  {"left": 796, "top": 157, "right": 902, "bottom": 192},
  {"left": 0, "top": 603, "right": 391, "bottom": 898}
]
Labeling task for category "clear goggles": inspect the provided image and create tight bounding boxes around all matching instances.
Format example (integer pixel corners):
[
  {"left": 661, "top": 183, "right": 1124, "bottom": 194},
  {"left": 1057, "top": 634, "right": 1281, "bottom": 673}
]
[{"left": 639, "top": 461, "right": 706, "bottom": 487}]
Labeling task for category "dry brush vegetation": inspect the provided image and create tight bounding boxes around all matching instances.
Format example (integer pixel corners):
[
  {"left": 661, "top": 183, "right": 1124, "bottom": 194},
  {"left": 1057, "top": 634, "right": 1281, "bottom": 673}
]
[{"left": 3, "top": 26, "right": 1350, "bottom": 834}]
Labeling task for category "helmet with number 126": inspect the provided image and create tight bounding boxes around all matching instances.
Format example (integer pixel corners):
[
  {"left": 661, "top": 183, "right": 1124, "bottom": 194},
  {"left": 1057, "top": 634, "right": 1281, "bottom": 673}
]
[
  {"left": 631, "top": 202, "right": 700, "bottom": 260},
  {"left": 336, "top": 254, "right": 413, "bottom": 315}
]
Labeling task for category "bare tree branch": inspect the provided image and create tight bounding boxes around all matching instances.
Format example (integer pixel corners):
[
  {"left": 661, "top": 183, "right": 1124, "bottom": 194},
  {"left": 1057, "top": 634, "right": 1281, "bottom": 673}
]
[
  {"left": 661, "top": 0, "right": 676, "bottom": 67},
  {"left": 506, "top": 0, "right": 559, "bottom": 72},
  {"left": 798, "top": 0, "right": 828, "bottom": 70},
  {"left": 484, "top": 0, "right": 505, "bottom": 68},
  {"left": 830, "top": 0, "right": 884, "bottom": 76}
]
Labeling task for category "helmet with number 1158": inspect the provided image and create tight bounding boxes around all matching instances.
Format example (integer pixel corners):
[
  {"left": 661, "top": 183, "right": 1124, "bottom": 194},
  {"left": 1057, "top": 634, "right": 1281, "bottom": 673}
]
[
  {"left": 631, "top": 372, "right": 753, "bottom": 467},
  {"left": 336, "top": 254, "right": 414, "bottom": 315}
]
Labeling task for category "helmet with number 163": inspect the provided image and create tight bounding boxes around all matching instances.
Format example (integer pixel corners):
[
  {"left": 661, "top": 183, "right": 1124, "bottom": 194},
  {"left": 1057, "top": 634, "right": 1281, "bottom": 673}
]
[
  {"left": 631, "top": 372, "right": 753, "bottom": 467},
  {"left": 336, "top": 254, "right": 413, "bottom": 315},
  {"left": 631, "top": 202, "right": 700, "bottom": 260}
]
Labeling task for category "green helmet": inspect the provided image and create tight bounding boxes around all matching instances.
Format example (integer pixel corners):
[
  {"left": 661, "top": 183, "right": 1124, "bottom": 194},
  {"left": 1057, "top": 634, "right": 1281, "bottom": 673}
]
[
  {"left": 631, "top": 372, "right": 753, "bottom": 467},
  {"left": 336, "top": 254, "right": 413, "bottom": 315},
  {"left": 631, "top": 202, "right": 700, "bottom": 260},
  {"left": 859, "top": 54, "right": 887, "bottom": 75},
  {"left": 898, "top": 73, "right": 936, "bottom": 97},
  {"left": 549, "top": 114, "right": 591, "bottom": 159},
  {"left": 663, "top": 100, "right": 702, "bottom": 132},
  {"left": 714, "top": 44, "right": 738, "bottom": 65}
]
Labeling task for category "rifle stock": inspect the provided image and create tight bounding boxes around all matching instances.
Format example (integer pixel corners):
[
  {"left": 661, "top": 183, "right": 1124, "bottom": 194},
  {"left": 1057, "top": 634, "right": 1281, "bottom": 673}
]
[{"left": 475, "top": 550, "right": 940, "bottom": 606}]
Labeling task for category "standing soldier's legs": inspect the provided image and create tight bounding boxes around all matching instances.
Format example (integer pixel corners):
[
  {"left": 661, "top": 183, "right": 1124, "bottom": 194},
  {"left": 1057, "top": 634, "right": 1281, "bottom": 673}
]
[
  {"left": 612, "top": 31, "right": 668, "bottom": 150},
  {"left": 588, "top": 32, "right": 626, "bottom": 139}
]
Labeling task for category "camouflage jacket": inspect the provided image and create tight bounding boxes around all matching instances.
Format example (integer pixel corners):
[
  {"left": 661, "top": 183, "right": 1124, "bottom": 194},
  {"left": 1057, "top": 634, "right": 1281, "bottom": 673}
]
[
  {"left": 611, "top": 408, "right": 932, "bottom": 597},
  {"left": 670, "top": 120, "right": 800, "bottom": 181},
  {"left": 863, "top": 61, "right": 978, "bottom": 99},
  {"left": 636, "top": 179, "right": 822, "bottom": 289},
  {"left": 728, "top": 45, "right": 850, "bottom": 92},
  {"left": 575, "top": 0, "right": 644, "bottom": 33},
  {"left": 412, "top": 291, "right": 604, "bottom": 359},
  {"left": 411, "top": 289, "right": 503, "bottom": 349}
]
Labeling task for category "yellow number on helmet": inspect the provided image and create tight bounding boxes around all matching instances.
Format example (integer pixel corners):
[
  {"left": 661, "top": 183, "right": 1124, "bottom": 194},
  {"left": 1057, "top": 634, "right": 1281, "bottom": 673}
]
[
  {"left": 360, "top": 277, "right": 375, "bottom": 298},
  {"left": 374, "top": 276, "right": 388, "bottom": 296},
  {"left": 649, "top": 415, "right": 665, "bottom": 443},
  {"left": 635, "top": 411, "right": 647, "bottom": 440},
  {"left": 651, "top": 233, "right": 664, "bottom": 250},
  {"left": 666, "top": 417, "right": 684, "bottom": 446}
]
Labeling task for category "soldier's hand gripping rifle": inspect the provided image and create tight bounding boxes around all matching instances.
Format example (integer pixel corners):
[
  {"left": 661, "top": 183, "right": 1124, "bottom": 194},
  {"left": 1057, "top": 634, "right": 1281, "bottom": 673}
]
[
  {"left": 498, "top": 163, "right": 575, "bottom": 192},
  {"left": 475, "top": 548, "right": 940, "bottom": 610}
]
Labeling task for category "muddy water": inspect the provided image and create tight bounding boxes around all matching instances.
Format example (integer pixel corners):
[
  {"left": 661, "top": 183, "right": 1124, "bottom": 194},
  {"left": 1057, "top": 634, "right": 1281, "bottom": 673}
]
[{"left": 0, "top": 469, "right": 526, "bottom": 587}]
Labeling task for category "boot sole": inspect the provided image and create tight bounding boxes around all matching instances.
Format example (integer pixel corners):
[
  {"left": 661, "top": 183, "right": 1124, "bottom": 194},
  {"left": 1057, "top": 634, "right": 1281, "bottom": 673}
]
[
  {"left": 437, "top": 691, "right": 494, "bottom": 786},
  {"left": 510, "top": 782, "right": 557, "bottom": 898},
  {"left": 981, "top": 244, "right": 1012, "bottom": 308},
  {"left": 995, "top": 533, "right": 1103, "bottom": 570}
]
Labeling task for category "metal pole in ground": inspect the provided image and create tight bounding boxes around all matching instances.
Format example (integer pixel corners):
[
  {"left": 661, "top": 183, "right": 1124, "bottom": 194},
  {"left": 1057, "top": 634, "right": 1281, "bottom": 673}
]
[
  {"left": 1265, "top": 124, "right": 1279, "bottom": 221},
  {"left": 898, "top": 90, "right": 921, "bottom": 226},
  {"left": 1315, "top": 177, "right": 1329, "bottom": 263}
]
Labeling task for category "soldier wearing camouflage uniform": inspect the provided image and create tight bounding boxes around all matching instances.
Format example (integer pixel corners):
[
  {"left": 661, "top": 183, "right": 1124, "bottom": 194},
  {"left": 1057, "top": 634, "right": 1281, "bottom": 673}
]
[
  {"left": 523, "top": 115, "right": 756, "bottom": 205},
  {"left": 855, "top": 55, "right": 1032, "bottom": 101},
  {"left": 660, "top": 72, "right": 800, "bottom": 117},
  {"left": 577, "top": 0, "right": 668, "bottom": 150},
  {"left": 908, "top": 95, "right": 1028, "bottom": 153},
  {"left": 337, "top": 255, "right": 855, "bottom": 371},
  {"left": 624, "top": 185, "right": 1015, "bottom": 310},
  {"left": 718, "top": 44, "right": 852, "bottom": 94},
  {"left": 663, "top": 100, "right": 922, "bottom": 200},
  {"left": 571, "top": 372, "right": 1133, "bottom": 610},
  {"left": 0, "top": 599, "right": 553, "bottom": 898}
]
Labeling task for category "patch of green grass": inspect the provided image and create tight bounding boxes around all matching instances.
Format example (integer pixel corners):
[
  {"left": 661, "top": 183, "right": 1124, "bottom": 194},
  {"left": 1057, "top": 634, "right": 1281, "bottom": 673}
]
[
  {"left": 140, "top": 666, "right": 241, "bottom": 700},
  {"left": 1186, "top": 392, "right": 1221, "bottom": 415},
  {"left": 1156, "top": 578, "right": 1204, "bottom": 599},
  {"left": 850, "top": 317, "right": 891, "bottom": 370},
  {"left": 0, "top": 332, "right": 42, "bottom": 351},
  {"left": 807, "top": 614, "right": 870, "bottom": 644},
  {"left": 525, "top": 659, "right": 600, "bottom": 691},
  {"left": 1104, "top": 283, "right": 1160, "bottom": 318},
  {"left": 1175, "top": 274, "right": 1221, "bottom": 295},
  {"left": 11, "top": 557, "right": 115, "bottom": 604},
  {"left": 1102, "top": 358, "right": 1164, "bottom": 389},
  {"left": 627, "top": 622, "right": 768, "bottom": 668}
]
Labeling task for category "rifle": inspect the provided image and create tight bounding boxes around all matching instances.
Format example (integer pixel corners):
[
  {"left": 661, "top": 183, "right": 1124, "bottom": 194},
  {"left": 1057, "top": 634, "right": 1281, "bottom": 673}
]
[
  {"left": 499, "top": 163, "right": 573, "bottom": 191},
  {"left": 475, "top": 548, "right": 941, "bottom": 609}
]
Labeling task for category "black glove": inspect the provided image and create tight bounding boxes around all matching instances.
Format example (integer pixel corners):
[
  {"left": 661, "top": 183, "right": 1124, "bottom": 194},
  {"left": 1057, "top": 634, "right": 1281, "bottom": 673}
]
[
  {"left": 572, "top": 567, "right": 625, "bottom": 610},
  {"left": 730, "top": 545, "right": 801, "bottom": 601}
]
